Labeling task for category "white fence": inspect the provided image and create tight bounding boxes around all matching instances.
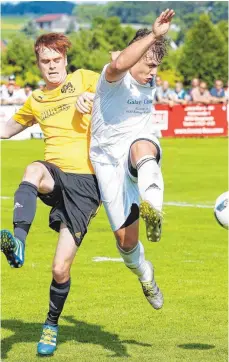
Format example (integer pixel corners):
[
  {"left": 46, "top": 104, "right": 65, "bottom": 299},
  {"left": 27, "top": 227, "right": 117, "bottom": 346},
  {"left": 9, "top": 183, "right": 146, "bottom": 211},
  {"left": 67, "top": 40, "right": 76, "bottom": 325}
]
[{"left": 0, "top": 105, "right": 43, "bottom": 140}]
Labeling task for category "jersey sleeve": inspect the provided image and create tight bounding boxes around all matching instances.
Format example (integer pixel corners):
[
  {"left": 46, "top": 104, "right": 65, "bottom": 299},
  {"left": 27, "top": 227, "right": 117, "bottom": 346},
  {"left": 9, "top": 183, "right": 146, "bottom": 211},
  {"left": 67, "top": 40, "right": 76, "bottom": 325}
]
[
  {"left": 96, "top": 64, "right": 126, "bottom": 93},
  {"left": 13, "top": 95, "right": 37, "bottom": 127}
]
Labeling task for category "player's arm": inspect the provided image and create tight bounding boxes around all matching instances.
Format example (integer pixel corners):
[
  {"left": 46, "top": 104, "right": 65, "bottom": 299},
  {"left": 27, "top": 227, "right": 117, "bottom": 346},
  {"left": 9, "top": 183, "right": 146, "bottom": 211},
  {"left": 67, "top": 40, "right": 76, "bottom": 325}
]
[
  {"left": 105, "top": 9, "right": 175, "bottom": 82},
  {"left": 75, "top": 70, "right": 99, "bottom": 114},
  {"left": 0, "top": 117, "right": 28, "bottom": 139},
  {"left": 1, "top": 95, "right": 36, "bottom": 139},
  {"left": 75, "top": 92, "right": 95, "bottom": 114}
]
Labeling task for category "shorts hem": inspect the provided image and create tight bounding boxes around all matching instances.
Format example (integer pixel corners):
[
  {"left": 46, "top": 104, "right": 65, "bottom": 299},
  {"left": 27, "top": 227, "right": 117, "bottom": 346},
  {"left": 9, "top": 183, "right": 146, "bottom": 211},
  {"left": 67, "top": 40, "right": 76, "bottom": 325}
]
[{"left": 49, "top": 218, "right": 83, "bottom": 247}]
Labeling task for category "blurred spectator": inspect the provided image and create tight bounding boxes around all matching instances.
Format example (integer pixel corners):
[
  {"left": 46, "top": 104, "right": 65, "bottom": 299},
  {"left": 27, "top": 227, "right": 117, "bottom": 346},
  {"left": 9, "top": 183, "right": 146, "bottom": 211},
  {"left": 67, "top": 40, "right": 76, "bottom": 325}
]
[
  {"left": 154, "top": 76, "right": 162, "bottom": 102},
  {"left": 189, "top": 77, "right": 200, "bottom": 101},
  {"left": 6, "top": 74, "right": 20, "bottom": 90},
  {"left": 156, "top": 76, "right": 162, "bottom": 88},
  {"left": 210, "top": 80, "right": 226, "bottom": 104},
  {"left": 191, "top": 81, "right": 212, "bottom": 105},
  {"left": 224, "top": 81, "right": 229, "bottom": 103},
  {"left": 155, "top": 81, "right": 174, "bottom": 106},
  {"left": 1, "top": 84, "right": 19, "bottom": 105},
  {"left": 0, "top": 83, "right": 7, "bottom": 96},
  {"left": 171, "top": 82, "right": 189, "bottom": 105},
  {"left": 191, "top": 78, "right": 200, "bottom": 89},
  {"left": 14, "top": 83, "right": 33, "bottom": 104},
  {"left": 37, "top": 79, "right": 46, "bottom": 91}
]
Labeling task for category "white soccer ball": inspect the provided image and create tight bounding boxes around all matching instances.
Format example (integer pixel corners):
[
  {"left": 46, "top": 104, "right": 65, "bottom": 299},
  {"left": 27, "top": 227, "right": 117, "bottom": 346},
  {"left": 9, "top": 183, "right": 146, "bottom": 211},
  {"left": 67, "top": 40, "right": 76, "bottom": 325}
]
[{"left": 214, "top": 191, "right": 229, "bottom": 229}]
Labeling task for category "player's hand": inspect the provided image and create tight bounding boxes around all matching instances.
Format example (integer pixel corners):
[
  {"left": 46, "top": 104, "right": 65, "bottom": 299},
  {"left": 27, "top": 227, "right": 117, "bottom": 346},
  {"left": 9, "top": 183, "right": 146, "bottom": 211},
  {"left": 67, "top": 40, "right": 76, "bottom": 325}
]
[
  {"left": 152, "top": 9, "right": 175, "bottom": 38},
  {"left": 75, "top": 92, "right": 95, "bottom": 114}
]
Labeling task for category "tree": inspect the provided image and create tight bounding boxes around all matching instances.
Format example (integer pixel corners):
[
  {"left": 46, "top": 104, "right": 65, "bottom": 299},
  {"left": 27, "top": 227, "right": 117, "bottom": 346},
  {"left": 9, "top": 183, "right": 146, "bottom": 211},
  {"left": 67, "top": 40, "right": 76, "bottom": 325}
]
[
  {"left": 2, "top": 33, "right": 40, "bottom": 86},
  {"left": 73, "top": 4, "right": 108, "bottom": 23},
  {"left": 21, "top": 20, "right": 38, "bottom": 39},
  {"left": 177, "top": 14, "right": 228, "bottom": 86},
  {"left": 217, "top": 20, "right": 228, "bottom": 42},
  {"left": 2, "top": 1, "right": 74, "bottom": 15},
  {"left": 68, "top": 17, "right": 135, "bottom": 73},
  {"left": 92, "top": 17, "right": 135, "bottom": 50},
  {"left": 209, "top": 1, "right": 228, "bottom": 23},
  {"left": 66, "top": 19, "right": 76, "bottom": 35}
]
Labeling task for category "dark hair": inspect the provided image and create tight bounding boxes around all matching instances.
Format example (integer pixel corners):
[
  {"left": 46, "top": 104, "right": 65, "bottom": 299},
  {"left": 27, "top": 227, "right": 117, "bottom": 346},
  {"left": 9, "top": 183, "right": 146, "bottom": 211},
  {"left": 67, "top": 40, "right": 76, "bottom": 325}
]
[
  {"left": 129, "top": 29, "right": 168, "bottom": 63},
  {"left": 34, "top": 33, "right": 71, "bottom": 59}
]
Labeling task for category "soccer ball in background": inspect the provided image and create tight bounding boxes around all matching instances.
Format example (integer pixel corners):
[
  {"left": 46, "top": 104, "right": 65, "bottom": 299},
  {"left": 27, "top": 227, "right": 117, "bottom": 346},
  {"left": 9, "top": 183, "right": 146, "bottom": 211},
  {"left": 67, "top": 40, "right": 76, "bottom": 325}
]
[{"left": 214, "top": 191, "right": 229, "bottom": 229}]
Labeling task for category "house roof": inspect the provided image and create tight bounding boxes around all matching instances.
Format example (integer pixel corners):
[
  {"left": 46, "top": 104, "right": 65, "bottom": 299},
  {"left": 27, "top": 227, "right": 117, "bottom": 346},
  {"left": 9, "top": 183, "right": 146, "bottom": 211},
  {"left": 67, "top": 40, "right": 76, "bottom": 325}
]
[{"left": 35, "top": 14, "right": 66, "bottom": 23}]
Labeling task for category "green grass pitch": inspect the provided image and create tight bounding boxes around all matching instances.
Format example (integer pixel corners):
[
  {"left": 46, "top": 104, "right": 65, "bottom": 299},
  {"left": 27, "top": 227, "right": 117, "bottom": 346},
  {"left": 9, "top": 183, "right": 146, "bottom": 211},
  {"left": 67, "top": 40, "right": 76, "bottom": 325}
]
[{"left": 1, "top": 138, "right": 228, "bottom": 361}]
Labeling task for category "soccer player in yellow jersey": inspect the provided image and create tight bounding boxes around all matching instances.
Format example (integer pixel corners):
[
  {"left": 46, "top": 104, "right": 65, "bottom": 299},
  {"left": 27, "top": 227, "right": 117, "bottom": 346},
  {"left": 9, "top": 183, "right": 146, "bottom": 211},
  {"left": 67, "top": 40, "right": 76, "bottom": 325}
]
[{"left": 0, "top": 33, "right": 100, "bottom": 356}]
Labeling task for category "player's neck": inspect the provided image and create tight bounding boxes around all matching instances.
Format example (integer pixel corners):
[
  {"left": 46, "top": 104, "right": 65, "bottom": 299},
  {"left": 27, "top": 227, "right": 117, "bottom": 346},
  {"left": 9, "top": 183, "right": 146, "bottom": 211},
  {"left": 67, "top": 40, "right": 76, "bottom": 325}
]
[{"left": 45, "top": 73, "right": 68, "bottom": 91}]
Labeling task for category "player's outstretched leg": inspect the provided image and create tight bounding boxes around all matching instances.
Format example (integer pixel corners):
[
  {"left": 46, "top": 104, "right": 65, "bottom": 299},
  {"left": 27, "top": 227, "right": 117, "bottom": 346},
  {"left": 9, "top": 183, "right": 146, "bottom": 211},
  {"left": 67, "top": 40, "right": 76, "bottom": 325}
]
[
  {"left": 140, "top": 260, "right": 163, "bottom": 309},
  {"left": 1, "top": 181, "right": 37, "bottom": 268},
  {"left": 0, "top": 229, "right": 25, "bottom": 268},
  {"left": 117, "top": 240, "right": 163, "bottom": 309},
  {"left": 1, "top": 163, "right": 55, "bottom": 268},
  {"left": 139, "top": 200, "right": 163, "bottom": 242},
  {"left": 1, "top": 180, "right": 37, "bottom": 268},
  {"left": 136, "top": 155, "right": 164, "bottom": 242}
]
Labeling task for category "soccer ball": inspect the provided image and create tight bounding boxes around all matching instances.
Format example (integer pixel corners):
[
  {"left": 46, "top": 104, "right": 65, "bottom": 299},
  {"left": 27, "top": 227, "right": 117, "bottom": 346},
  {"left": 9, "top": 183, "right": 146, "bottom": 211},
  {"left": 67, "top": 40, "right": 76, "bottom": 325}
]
[{"left": 214, "top": 191, "right": 229, "bottom": 229}]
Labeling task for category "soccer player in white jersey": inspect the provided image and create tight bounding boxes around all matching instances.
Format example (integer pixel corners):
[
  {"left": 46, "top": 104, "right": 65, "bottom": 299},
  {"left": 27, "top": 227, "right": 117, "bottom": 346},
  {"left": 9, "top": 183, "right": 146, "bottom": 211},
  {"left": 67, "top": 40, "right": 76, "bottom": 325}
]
[{"left": 76, "top": 9, "right": 175, "bottom": 309}]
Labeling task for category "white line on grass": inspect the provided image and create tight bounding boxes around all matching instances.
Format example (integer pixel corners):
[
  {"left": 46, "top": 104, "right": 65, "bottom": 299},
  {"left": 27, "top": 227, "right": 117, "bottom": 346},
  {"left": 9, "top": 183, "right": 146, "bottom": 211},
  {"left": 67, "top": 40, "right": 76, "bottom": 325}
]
[
  {"left": 0, "top": 196, "right": 214, "bottom": 208},
  {"left": 0, "top": 195, "right": 210, "bottom": 265},
  {"left": 93, "top": 257, "right": 124, "bottom": 262},
  {"left": 164, "top": 201, "right": 213, "bottom": 208},
  {"left": 92, "top": 257, "right": 204, "bottom": 263},
  {"left": 183, "top": 260, "right": 204, "bottom": 263}
]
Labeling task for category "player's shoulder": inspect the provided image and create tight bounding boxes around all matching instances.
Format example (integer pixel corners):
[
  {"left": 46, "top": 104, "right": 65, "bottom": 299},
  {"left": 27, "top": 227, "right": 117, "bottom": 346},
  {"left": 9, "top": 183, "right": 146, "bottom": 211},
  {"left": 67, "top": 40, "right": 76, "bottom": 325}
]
[
  {"left": 70, "top": 69, "right": 100, "bottom": 80},
  {"left": 31, "top": 89, "right": 44, "bottom": 102}
]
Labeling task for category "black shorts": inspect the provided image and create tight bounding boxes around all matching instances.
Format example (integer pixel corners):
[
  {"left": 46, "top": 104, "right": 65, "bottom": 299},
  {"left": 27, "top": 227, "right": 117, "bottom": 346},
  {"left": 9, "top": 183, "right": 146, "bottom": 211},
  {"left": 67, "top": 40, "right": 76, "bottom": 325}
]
[{"left": 35, "top": 161, "right": 101, "bottom": 246}]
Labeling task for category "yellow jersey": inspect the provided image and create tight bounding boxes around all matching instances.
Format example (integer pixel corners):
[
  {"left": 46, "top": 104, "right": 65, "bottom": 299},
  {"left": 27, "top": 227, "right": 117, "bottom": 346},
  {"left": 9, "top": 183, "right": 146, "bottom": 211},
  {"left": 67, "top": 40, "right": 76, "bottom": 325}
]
[{"left": 13, "top": 69, "right": 99, "bottom": 174}]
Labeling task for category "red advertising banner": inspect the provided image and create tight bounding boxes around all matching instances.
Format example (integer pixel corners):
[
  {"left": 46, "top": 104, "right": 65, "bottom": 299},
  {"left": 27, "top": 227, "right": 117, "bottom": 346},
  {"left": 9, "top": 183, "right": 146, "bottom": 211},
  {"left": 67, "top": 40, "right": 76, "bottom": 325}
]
[{"left": 154, "top": 104, "right": 228, "bottom": 137}]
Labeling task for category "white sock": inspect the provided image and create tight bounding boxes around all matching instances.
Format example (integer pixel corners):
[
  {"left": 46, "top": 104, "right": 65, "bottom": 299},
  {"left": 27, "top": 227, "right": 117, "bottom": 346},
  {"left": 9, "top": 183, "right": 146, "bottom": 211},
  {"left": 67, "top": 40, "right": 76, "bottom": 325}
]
[
  {"left": 136, "top": 155, "right": 164, "bottom": 212},
  {"left": 117, "top": 241, "right": 152, "bottom": 282}
]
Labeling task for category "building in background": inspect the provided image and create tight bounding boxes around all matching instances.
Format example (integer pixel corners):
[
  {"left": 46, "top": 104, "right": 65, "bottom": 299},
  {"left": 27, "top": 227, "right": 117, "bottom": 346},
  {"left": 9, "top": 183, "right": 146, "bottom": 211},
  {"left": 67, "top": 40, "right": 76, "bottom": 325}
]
[{"left": 35, "top": 13, "right": 77, "bottom": 32}]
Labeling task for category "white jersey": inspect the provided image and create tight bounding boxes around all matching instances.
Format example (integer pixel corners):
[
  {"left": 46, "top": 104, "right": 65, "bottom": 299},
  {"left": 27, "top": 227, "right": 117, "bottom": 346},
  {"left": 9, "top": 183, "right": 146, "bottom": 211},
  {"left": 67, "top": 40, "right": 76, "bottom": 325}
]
[{"left": 90, "top": 64, "right": 157, "bottom": 164}]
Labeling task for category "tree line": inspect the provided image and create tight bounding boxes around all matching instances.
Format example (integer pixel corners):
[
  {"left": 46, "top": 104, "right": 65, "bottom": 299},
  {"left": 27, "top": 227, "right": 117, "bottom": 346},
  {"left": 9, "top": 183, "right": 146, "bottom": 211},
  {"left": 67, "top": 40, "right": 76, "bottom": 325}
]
[
  {"left": 2, "top": 14, "right": 228, "bottom": 88},
  {"left": 74, "top": 2, "right": 227, "bottom": 26},
  {"left": 2, "top": 1, "right": 75, "bottom": 15}
]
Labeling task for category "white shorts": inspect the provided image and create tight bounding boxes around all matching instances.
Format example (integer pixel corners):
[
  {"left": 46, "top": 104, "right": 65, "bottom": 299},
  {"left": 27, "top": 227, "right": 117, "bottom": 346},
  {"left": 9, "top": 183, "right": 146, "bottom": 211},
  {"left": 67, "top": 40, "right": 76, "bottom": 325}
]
[{"left": 92, "top": 135, "right": 162, "bottom": 231}]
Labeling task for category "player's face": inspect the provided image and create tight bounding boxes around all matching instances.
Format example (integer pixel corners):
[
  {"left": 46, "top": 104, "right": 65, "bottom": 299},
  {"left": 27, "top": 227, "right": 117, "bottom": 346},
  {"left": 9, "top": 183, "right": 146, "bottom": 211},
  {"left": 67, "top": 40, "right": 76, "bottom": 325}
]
[
  {"left": 130, "top": 53, "right": 160, "bottom": 85},
  {"left": 37, "top": 48, "right": 67, "bottom": 89}
]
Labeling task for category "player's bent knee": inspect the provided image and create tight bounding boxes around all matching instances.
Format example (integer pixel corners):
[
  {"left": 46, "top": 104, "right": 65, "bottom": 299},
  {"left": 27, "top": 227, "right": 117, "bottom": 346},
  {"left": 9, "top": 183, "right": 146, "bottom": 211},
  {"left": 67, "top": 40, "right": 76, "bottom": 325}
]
[
  {"left": 117, "top": 238, "right": 138, "bottom": 252},
  {"left": 52, "top": 263, "right": 70, "bottom": 283},
  {"left": 130, "top": 140, "right": 158, "bottom": 164},
  {"left": 23, "top": 162, "right": 45, "bottom": 183},
  {"left": 115, "top": 225, "right": 139, "bottom": 252}
]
